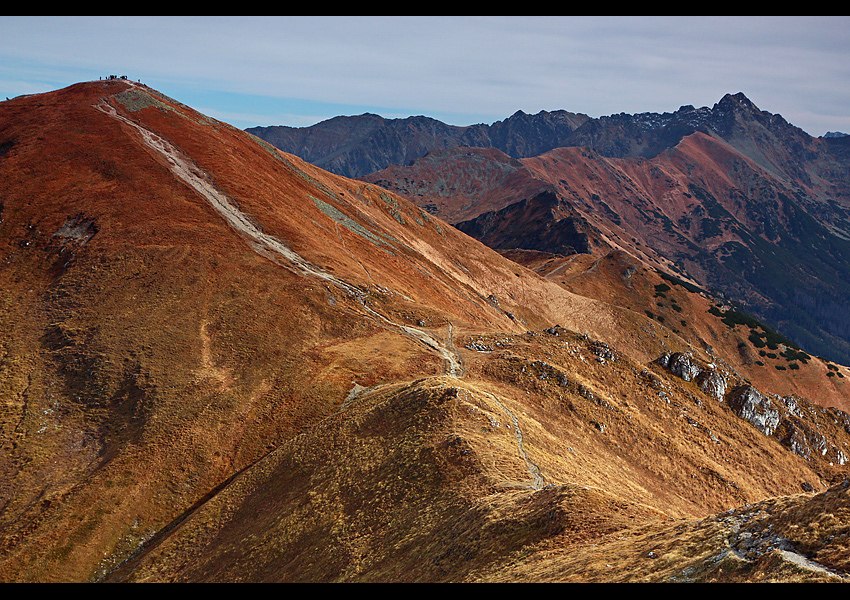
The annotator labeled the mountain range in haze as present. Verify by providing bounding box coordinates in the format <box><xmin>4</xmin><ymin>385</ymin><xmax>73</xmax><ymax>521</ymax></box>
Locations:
<box><xmin>3</xmin><ymin>80</ymin><xmax>850</xmax><ymax>582</ymax></box>
<box><xmin>246</xmin><ymin>94</ymin><xmax>849</xmax><ymax>179</ymax></box>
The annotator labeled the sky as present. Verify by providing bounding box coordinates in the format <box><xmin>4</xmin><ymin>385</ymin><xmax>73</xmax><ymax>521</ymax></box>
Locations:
<box><xmin>2</xmin><ymin>15</ymin><xmax>850</xmax><ymax>137</ymax></box>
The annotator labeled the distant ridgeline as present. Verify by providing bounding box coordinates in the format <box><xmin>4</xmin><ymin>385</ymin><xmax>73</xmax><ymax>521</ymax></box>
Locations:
<box><xmin>247</xmin><ymin>94</ymin><xmax>850</xmax><ymax>366</ymax></box>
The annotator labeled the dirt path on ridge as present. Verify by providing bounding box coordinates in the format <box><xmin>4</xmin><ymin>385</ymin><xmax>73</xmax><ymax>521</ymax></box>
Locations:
<box><xmin>93</xmin><ymin>92</ymin><xmax>463</xmax><ymax>380</ymax></box>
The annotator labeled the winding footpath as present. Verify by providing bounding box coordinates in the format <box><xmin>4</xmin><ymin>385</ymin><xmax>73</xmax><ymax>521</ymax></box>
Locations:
<box><xmin>96</xmin><ymin>88</ymin><xmax>544</xmax><ymax>495</ymax></box>
<box><xmin>95</xmin><ymin>91</ymin><xmax>464</xmax><ymax>380</ymax></box>
<box><xmin>478</xmin><ymin>390</ymin><xmax>546</xmax><ymax>490</ymax></box>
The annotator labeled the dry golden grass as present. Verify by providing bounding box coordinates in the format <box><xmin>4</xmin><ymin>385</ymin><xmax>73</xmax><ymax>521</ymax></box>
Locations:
<box><xmin>2</xmin><ymin>81</ymin><xmax>850</xmax><ymax>583</ymax></box>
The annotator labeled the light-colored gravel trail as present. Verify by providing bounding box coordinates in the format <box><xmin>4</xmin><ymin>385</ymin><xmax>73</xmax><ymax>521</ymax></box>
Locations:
<box><xmin>94</xmin><ymin>91</ymin><xmax>463</xmax><ymax>380</ymax></box>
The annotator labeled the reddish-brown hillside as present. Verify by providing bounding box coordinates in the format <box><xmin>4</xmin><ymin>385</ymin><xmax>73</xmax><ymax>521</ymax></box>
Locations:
<box><xmin>369</xmin><ymin>123</ymin><xmax>850</xmax><ymax>371</ymax></box>
<box><xmin>2</xmin><ymin>81</ymin><xmax>850</xmax><ymax>583</ymax></box>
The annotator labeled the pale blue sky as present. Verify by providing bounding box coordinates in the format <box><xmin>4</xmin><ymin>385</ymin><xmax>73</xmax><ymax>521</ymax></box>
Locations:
<box><xmin>2</xmin><ymin>16</ymin><xmax>849</xmax><ymax>136</ymax></box>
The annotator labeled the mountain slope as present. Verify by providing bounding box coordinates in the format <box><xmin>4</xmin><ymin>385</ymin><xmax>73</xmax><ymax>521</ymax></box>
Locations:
<box><xmin>0</xmin><ymin>80</ymin><xmax>635</xmax><ymax>582</ymax></box>
<box><xmin>262</xmin><ymin>93</ymin><xmax>850</xmax><ymax>366</ymax></box>
<box><xmin>361</xmin><ymin>98</ymin><xmax>850</xmax><ymax>367</ymax></box>
<box><xmin>1</xmin><ymin>81</ymin><xmax>850</xmax><ymax>583</ymax></box>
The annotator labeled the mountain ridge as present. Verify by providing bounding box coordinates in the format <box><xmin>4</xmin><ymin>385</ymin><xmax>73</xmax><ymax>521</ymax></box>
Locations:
<box><xmin>246</xmin><ymin>107</ymin><xmax>592</xmax><ymax>178</ymax></box>
<box><xmin>246</xmin><ymin>91</ymin><xmax>840</xmax><ymax>180</ymax></box>
<box><xmin>353</xmin><ymin>96</ymin><xmax>850</xmax><ymax>367</ymax></box>
<box><xmin>3</xmin><ymin>80</ymin><xmax>850</xmax><ymax>582</ymax></box>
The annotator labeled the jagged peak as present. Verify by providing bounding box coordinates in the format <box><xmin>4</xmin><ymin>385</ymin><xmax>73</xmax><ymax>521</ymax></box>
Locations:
<box><xmin>715</xmin><ymin>92</ymin><xmax>759</xmax><ymax>112</ymax></box>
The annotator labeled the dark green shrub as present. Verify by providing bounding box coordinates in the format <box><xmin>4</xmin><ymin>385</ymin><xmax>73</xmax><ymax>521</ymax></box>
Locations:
<box><xmin>782</xmin><ymin>348</ymin><xmax>811</xmax><ymax>362</ymax></box>
<box><xmin>749</xmin><ymin>331</ymin><xmax>767</xmax><ymax>348</ymax></box>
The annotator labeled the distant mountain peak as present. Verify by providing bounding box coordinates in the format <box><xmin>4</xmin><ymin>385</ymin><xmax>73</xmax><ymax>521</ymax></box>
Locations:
<box><xmin>713</xmin><ymin>92</ymin><xmax>760</xmax><ymax>116</ymax></box>
<box><xmin>718</xmin><ymin>91</ymin><xmax>756</xmax><ymax>105</ymax></box>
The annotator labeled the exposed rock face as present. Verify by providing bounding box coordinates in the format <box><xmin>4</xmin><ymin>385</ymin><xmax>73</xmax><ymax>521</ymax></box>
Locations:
<box><xmin>777</xmin><ymin>417</ymin><xmax>828</xmax><ymax>465</ymax></box>
<box><xmin>786</xmin><ymin>425</ymin><xmax>813</xmax><ymax>461</ymax></box>
<box><xmin>654</xmin><ymin>353</ymin><xmax>850</xmax><ymax>465</ymax></box>
<box><xmin>655</xmin><ymin>351</ymin><xmax>707</xmax><ymax>381</ymax></box>
<box><xmin>695</xmin><ymin>369</ymin><xmax>728</xmax><ymax>402</ymax></box>
<box><xmin>666</xmin><ymin>352</ymin><xmax>702</xmax><ymax>382</ymax></box>
<box><xmin>655</xmin><ymin>352</ymin><xmax>727</xmax><ymax>402</ymax></box>
<box><xmin>727</xmin><ymin>385</ymin><xmax>781</xmax><ymax>437</ymax></box>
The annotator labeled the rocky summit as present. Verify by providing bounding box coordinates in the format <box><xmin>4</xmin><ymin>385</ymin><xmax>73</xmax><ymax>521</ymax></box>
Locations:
<box><xmin>2</xmin><ymin>81</ymin><xmax>850</xmax><ymax>583</ymax></box>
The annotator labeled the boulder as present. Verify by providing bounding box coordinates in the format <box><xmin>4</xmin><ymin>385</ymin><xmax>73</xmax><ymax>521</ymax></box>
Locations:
<box><xmin>667</xmin><ymin>352</ymin><xmax>702</xmax><ymax>382</ymax></box>
<box><xmin>727</xmin><ymin>385</ymin><xmax>780</xmax><ymax>436</ymax></box>
<box><xmin>654</xmin><ymin>352</ymin><xmax>671</xmax><ymax>369</ymax></box>
<box><xmin>695</xmin><ymin>369</ymin><xmax>727</xmax><ymax>402</ymax></box>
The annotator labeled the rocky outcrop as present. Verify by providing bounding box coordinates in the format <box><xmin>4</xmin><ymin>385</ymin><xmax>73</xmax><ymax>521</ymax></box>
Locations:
<box><xmin>727</xmin><ymin>385</ymin><xmax>781</xmax><ymax>436</ymax></box>
<box><xmin>665</xmin><ymin>352</ymin><xmax>703</xmax><ymax>382</ymax></box>
<box><xmin>695</xmin><ymin>369</ymin><xmax>728</xmax><ymax>402</ymax></box>
<box><xmin>654</xmin><ymin>351</ymin><xmax>728</xmax><ymax>401</ymax></box>
<box><xmin>655</xmin><ymin>352</ymin><xmax>850</xmax><ymax>466</ymax></box>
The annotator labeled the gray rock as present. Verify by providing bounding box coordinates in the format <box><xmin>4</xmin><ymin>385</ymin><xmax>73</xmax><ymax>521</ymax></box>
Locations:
<box><xmin>667</xmin><ymin>352</ymin><xmax>702</xmax><ymax>382</ymax></box>
<box><xmin>695</xmin><ymin>369</ymin><xmax>727</xmax><ymax>401</ymax></box>
<box><xmin>465</xmin><ymin>341</ymin><xmax>492</xmax><ymax>352</ymax></box>
<box><xmin>590</xmin><ymin>341</ymin><xmax>614</xmax><ymax>361</ymax></box>
<box><xmin>654</xmin><ymin>352</ymin><xmax>671</xmax><ymax>369</ymax></box>
<box><xmin>780</xmin><ymin>419</ymin><xmax>812</xmax><ymax>460</ymax></box>
<box><xmin>781</xmin><ymin>395</ymin><xmax>803</xmax><ymax>418</ymax></box>
<box><xmin>728</xmin><ymin>385</ymin><xmax>780</xmax><ymax>436</ymax></box>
